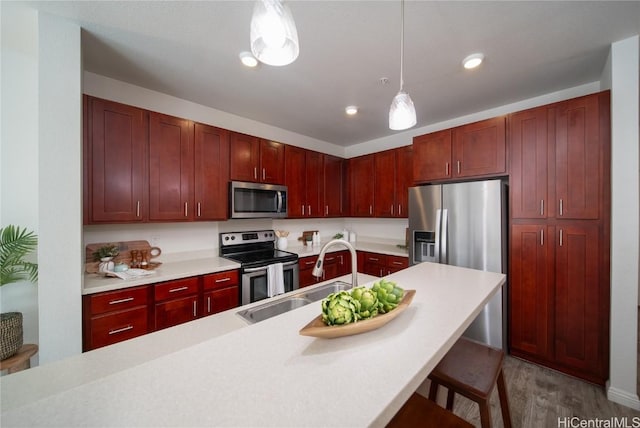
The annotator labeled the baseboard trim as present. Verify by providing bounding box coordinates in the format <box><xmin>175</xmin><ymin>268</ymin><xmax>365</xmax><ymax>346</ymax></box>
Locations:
<box><xmin>606</xmin><ymin>383</ymin><xmax>640</xmax><ymax>410</ymax></box>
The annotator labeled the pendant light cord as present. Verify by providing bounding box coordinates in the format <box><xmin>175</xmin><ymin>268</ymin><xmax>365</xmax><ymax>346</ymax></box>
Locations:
<box><xmin>399</xmin><ymin>0</ymin><xmax>405</xmax><ymax>91</ymax></box>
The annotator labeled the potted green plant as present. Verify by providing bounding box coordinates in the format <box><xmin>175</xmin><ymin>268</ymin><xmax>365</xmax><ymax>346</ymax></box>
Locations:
<box><xmin>92</xmin><ymin>244</ymin><xmax>119</xmax><ymax>272</ymax></box>
<box><xmin>0</xmin><ymin>225</ymin><xmax>38</xmax><ymax>360</ymax></box>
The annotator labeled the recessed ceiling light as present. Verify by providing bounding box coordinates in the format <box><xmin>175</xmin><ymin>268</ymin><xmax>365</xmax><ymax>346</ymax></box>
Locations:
<box><xmin>239</xmin><ymin>51</ymin><xmax>258</xmax><ymax>68</ymax></box>
<box><xmin>462</xmin><ymin>53</ymin><xmax>484</xmax><ymax>69</ymax></box>
<box><xmin>345</xmin><ymin>106</ymin><xmax>358</xmax><ymax>115</ymax></box>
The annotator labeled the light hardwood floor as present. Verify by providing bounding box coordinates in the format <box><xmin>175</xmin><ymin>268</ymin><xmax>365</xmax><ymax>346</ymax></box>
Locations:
<box><xmin>419</xmin><ymin>356</ymin><xmax>640</xmax><ymax>427</ymax></box>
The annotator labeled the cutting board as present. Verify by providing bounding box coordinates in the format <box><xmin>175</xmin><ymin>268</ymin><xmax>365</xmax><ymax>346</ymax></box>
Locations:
<box><xmin>85</xmin><ymin>240</ymin><xmax>161</xmax><ymax>273</ymax></box>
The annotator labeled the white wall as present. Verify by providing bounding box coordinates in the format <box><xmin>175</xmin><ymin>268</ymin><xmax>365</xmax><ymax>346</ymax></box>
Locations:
<box><xmin>607</xmin><ymin>35</ymin><xmax>640</xmax><ymax>410</ymax></box>
<box><xmin>36</xmin><ymin>12</ymin><xmax>83</xmax><ymax>363</ymax></box>
<box><xmin>0</xmin><ymin>2</ymin><xmax>40</xmax><ymax>362</ymax></box>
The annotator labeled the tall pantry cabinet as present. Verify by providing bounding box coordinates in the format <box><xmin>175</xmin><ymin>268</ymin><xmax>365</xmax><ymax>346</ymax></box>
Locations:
<box><xmin>508</xmin><ymin>91</ymin><xmax>610</xmax><ymax>385</ymax></box>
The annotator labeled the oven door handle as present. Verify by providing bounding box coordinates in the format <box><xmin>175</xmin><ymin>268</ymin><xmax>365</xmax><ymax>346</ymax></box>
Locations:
<box><xmin>243</xmin><ymin>260</ymin><xmax>298</xmax><ymax>273</ymax></box>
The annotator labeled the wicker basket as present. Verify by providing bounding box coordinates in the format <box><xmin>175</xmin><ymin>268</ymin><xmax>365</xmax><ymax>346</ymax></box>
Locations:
<box><xmin>0</xmin><ymin>312</ymin><xmax>23</xmax><ymax>360</ymax></box>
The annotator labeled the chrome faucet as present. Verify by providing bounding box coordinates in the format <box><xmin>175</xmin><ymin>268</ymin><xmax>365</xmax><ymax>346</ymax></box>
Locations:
<box><xmin>312</xmin><ymin>239</ymin><xmax>358</xmax><ymax>287</ymax></box>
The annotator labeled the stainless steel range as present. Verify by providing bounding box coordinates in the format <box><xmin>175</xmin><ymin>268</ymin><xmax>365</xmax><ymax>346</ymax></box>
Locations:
<box><xmin>220</xmin><ymin>230</ymin><xmax>299</xmax><ymax>305</ymax></box>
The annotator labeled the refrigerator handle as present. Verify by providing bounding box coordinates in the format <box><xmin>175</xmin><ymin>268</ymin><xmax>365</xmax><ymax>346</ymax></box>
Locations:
<box><xmin>441</xmin><ymin>209</ymin><xmax>449</xmax><ymax>264</ymax></box>
<box><xmin>434</xmin><ymin>208</ymin><xmax>442</xmax><ymax>263</ymax></box>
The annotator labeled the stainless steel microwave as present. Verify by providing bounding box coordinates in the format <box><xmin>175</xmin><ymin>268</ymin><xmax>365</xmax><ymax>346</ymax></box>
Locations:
<box><xmin>229</xmin><ymin>181</ymin><xmax>288</xmax><ymax>219</ymax></box>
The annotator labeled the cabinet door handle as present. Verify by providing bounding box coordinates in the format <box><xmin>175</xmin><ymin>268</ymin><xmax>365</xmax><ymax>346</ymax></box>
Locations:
<box><xmin>215</xmin><ymin>277</ymin><xmax>231</xmax><ymax>283</ymax></box>
<box><xmin>169</xmin><ymin>286</ymin><xmax>189</xmax><ymax>293</ymax></box>
<box><xmin>398</xmin><ymin>204</ymin><xmax>402</xmax><ymax>216</ymax></box>
<box><xmin>136</xmin><ymin>201</ymin><xmax>141</xmax><ymax>217</ymax></box>
<box><xmin>559</xmin><ymin>229</ymin><xmax>563</xmax><ymax>247</ymax></box>
<box><xmin>325</xmin><ymin>205</ymin><xmax>329</xmax><ymax>216</ymax></box>
<box><xmin>369</xmin><ymin>205</ymin><xmax>373</xmax><ymax>215</ymax></box>
<box><xmin>445</xmin><ymin>162</ymin><xmax>449</xmax><ymax>176</ymax></box>
<box><xmin>391</xmin><ymin>205</ymin><xmax>394</xmax><ymax>215</ymax></box>
<box><xmin>540</xmin><ymin>200</ymin><xmax>544</xmax><ymax>216</ymax></box>
<box><xmin>193</xmin><ymin>300</ymin><xmax>197</xmax><ymax>317</ymax></box>
<box><xmin>207</xmin><ymin>296</ymin><xmax>211</xmax><ymax>313</ymax></box>
<box><xmin>184</xmin><ymin>202</ymin><xmax>188</xmax><ymax>217</ymax></box>
<box><xmin>262</xmin><ymin>168</ymin><xmax>266</xmax><ymax>181</ymax></box>
<box><xmin>457</xmin><ymin>160</ymin><xmax>461</xmax><ymax>175</ymax></box>
<box><xmin>302</xmin><ymin>205</ymin><xmax>305</xmax><ymax>216</ymax></box>
<box><xmin>559</xmin><ymin>199</ymin><xmax>563</xmax><ymax>216</ymax></box>
<box><xmin>308</xmin><ymin>205</ymin><xmax>311</xmax><ymax>216</ymax></box>
<box><xmin>379</xmin><ymin>268</ymin><xmax>383</xmax><ymax>276</ymax></box>
<box><xmin>109</xmin><ymin>297</ymin><xmax>134</xmax><ymax>305</ymax></box>
<box><xmin>540</xmin><ymin>229</ymin><xmax>544</xmax><ymax>246</ymax></box>
<box><xmin>109</xmin><ymin>325</ymin><xmax>133</xmax><ymax>335</ymax></box>
<box><xmin>254</xmin><ymin>167</ymin><xmax>257</xmax><ymax>180</ymax></box>
<box><xmin>197</xmin><ymin>202</ymin><xmax>202</xmax><ymax>217</ymax></box>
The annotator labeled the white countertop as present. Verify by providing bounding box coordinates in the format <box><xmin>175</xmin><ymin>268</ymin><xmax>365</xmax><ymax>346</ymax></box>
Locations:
<box><xmin>2</xmin><ymin>263</ymin><xmax>504</xmax><ymax>427</ymax></box>
<box><xmin>82</xmin><ymin>241</ymin><xmax>407</xmax><ymax>295</ymax></box>
<box><xmin>83</xmin><ymin>254</ymin><xmax>241</xmax><ymax>295</ymax></box>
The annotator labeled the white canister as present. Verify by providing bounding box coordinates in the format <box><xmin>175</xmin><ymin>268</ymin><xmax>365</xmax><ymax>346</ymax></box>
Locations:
<box><xmin>349</xmin><ymin>232</ymin><xmax>356</xmax><ymax>243</ymax></box>
<box><xmin>98</xmin><ymin>257</ymin><xmax>115</xmax><ymax>272</ymax></box>
<box><xmin>341</xmin><ymin>229</ymin><xmax>349</xmax><ymax>241</ymax></box>
<box><xmin>277</xmin><ymin>236</ymin><xmax>288</xmax><ymax>250</ymax></box>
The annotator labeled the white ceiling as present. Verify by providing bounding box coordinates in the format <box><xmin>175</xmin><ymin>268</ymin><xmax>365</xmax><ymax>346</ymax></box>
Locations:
<box><xmin>26</xmin><ymin>1</ymin><xmax>640</xmax><ymax>146</ymax></box>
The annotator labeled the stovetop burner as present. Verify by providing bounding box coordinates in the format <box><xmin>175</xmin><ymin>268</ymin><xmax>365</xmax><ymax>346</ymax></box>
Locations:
<box><xmin>219</xmin><ymin>230</ymin><xmax>298</xmax><ymax>269</ymax></box>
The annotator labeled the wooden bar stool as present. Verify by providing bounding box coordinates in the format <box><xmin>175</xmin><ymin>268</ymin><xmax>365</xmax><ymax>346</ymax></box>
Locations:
<box><xmin>428</xmin><ymin>337</ymin><xmax>512</xmax><ymax>428</ymax></box>
<box><xmin>0</xmin><ymin>344</ymin><xmax>38</xmax><ymax>374</ymax></box>
<box><xmin>387</xmin><ymin>392</ymin><xmax>474</xmax><ymax>428</ymax></box>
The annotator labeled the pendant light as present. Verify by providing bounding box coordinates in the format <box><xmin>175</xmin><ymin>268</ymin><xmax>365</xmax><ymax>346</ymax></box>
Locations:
<box><xmin>389</xmin><ymin>0</ymin><xmax>416</xmax><ymax>130</ymax></box>
<box><xmin>250</xmin><ymin>0</ymin><xmax>299</xmax><ymax>66</ymax></box>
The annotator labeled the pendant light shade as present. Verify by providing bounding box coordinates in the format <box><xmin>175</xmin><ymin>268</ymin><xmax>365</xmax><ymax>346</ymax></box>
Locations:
<box><xmin>389</xmin><ymin>90</ymin><xmax>417</xmax><ymax>130</ymax></box>
<box><xmin>389</xmin><ymin>0</ymin><xmax>416</xmax><ymax>131</ymax></box>
<box><xmin>250</xmin><ymin>0</ymin><xmax>299</xmax><ymax>66</ymax></box>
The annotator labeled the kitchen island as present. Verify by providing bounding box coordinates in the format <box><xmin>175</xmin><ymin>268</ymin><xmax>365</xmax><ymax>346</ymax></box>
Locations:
<box><xmin>1</xmin><ymin>262</ymin><xmax>505</xmax><ymax>427</ymax></box>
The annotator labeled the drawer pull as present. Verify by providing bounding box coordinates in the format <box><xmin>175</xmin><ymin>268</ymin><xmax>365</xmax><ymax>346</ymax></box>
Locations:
<box><xmin>169</xmin><ymin>286</ymin><xmax>189</xmax><ymax>293</ymax></box>
<box><xmin>193</xmin><ymin>300</ymin><xmax>197</xmax><ymax>317</ymax></box>
<box><xmin>215</xmin><ymin>277</ymin><xmax>231</xmax><ymax>283</ymax></box>
<box><xmin>207</xmin><ymin>296</ymin><xmax>211</xmax><ymax>313</ymax></box>
<box><xmin>304</xmin><ymin>261</ymin><xmax>315</xmax><ymax>266</ymax></box>
<box><xmin>109</xmin><ymin>297</ymin><xmax>134</xmax><ymax>305</ymax></box>
<box><xmin>369</xmin><ymin>257</ymin><xmax>379</xmax><ymax>261</ymax></box>
<box><xmin>392</xmin><ymin>261</ymin><xmax>404</xmax><ymax>265</ymax></box>
<box><xmin>109</xmin><ymin>325</ymin><xmax>133</xmax><ymax>335</ymax></box>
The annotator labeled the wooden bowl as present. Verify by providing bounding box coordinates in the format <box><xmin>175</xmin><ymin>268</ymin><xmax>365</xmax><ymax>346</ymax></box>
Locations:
<box><xmin>299</xmin><ymin>290</ymin><xmax>415</xmax><ymax>339</ymax></box>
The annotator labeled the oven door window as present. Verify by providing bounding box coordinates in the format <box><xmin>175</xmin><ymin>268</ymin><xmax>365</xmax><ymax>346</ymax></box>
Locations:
<box><xmin>243</xmin><ymin>265</ymin><xmax>299</xmax><ymax>305</ymax></box>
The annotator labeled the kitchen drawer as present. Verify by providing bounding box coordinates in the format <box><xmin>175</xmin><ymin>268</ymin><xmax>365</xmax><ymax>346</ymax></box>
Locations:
<box><xmin>364</xmin><ymin>253</ymin><xmax>387</xmax><ymax>265</ymax></box>
<box><xmin>299</xmin><ymin>256</ymin><xmax>318</xmax><ymax>270</ymax></box>
<box><xmin>88</xmin><ymin>286</ymin><xmax>149</xmax><ymax>315</ymax></box>
<box><xmin>203</xmin><ymin>269</ymin><xmax>239</xmax><ymax>291</ymax></box>
<box><xmin>154</xmin><ymin>277</ymin><xmax>200</xmax><ymax>302</ymax></box>
<box><xmin>387</xmin><ymin>255</ymin><xmax>409</xmax><ymax>270</ymax></box>
<box><xmin>89</xmin><ymin>307</ymin><xmax>149</xmax><ymax>349</ymax></box>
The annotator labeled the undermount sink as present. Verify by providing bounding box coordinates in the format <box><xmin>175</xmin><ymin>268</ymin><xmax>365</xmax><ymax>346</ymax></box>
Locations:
<box><xmin>237</xmin><ymin>281</ymin><xmax>353</xmax><ymax>324</ymax></box>
<box><xmin>301</xmin><ymin>280</ymin><xmax>352</xmax><ymax>301</ymax></box>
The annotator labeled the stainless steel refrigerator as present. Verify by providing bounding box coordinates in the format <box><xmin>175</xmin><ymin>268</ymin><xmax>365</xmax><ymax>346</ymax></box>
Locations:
<box><xmin>408</xmin><ymin>179</ymin><xmax>507</xmax><ymax>349</ymax></box>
